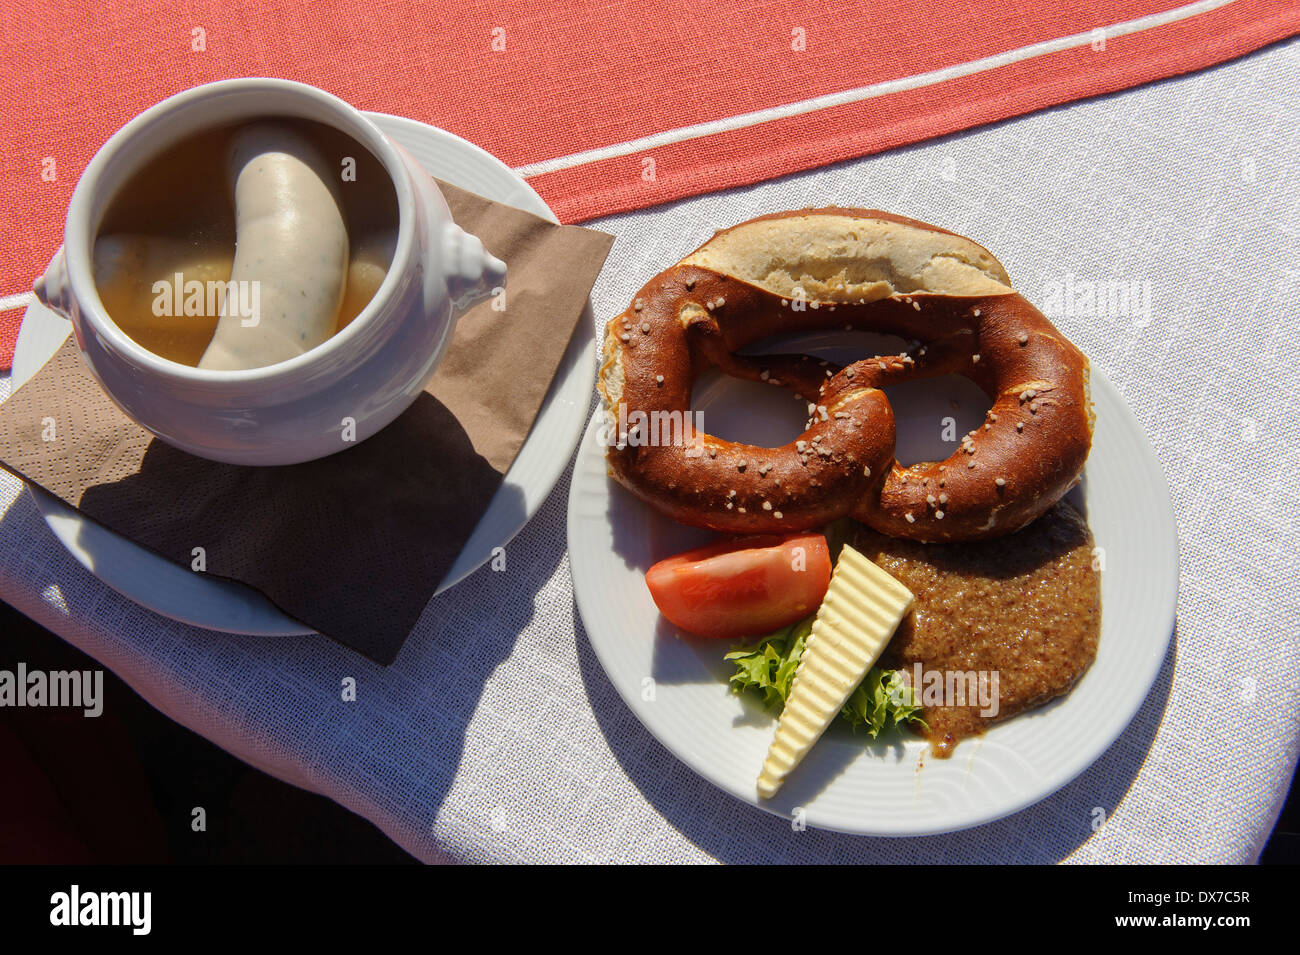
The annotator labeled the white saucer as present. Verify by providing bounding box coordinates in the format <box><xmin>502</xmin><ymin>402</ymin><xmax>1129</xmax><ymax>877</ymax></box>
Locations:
<box><xmin>568</xmin><ymin>333</ymin><xmax>1178</xmax><ymax>835</ymax></box>
<box><xmin>11</xmin><ymin>112</ymin><xmax>594</xmax><ymax>636</ymax></box>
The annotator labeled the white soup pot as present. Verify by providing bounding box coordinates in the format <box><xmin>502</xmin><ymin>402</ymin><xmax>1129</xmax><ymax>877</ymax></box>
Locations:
<box><xmin>34</xmin><ymin>77</ymin><xmax>507</xmax><ymax>466</ymax></box>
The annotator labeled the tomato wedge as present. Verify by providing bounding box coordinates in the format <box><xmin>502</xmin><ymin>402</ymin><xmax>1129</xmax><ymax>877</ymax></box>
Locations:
<box><xmin>644</xmin><ymin>533</ymin><xmax>832</xmax><ymax>640</ymax></box>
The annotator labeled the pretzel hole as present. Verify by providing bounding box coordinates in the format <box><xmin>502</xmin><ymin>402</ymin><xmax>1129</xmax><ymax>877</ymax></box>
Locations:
<box><xmin>690</xmin><ymin>331</ymin><xmax>910</xmax><ymax>446</ymax></box>
<box><xmin>883</xmin><ymin>374</ymin><xmax>989</xmax><ymax>466</ymax></box>
<box><xmin>690</xmin><ymin>367</ymin><xmax>807</xmax><ymax>446</ymax></box>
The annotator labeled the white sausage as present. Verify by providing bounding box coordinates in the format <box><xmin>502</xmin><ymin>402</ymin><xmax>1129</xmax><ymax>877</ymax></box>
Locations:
<box><xmin>198</xmin><ymin>124</ymin><xmax>348</xmax><ymax>370</ymax></box>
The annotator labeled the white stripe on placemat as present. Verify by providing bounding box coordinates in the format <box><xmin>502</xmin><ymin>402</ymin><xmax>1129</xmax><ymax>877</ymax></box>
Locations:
<box><xmin>513</xmin><ymin>0</ymin><xmax>1238</xmax><ymax>178</ymax></box>
<box><xmin>0</xmin><ymin>291</ymin><xmax>33</xmax><ymax>312</ymax></box>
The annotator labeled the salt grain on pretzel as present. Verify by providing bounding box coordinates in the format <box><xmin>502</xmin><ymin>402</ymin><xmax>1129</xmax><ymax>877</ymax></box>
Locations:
<box><xmin>596</xmin><ymin>208</ymin><xmax>1094</xmax><ymax>541</ymax></box>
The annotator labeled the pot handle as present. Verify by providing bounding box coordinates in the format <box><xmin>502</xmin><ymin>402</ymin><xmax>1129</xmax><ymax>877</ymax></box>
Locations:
<box><xmin>33</xmin><ymin>246</ymin><xmax>72</xmax><ymax>320</ymax></box>
<box><xmin>442</xmin><ymin>223</ymin><xmax>507</xmax><ymax>313</ymax></box>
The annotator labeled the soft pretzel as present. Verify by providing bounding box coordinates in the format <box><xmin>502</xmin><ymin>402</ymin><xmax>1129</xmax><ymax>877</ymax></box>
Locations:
<box><xmin>597</xmin><ymin>208</ymin><xmax>1094</xmax><ymax>542</ymax></box>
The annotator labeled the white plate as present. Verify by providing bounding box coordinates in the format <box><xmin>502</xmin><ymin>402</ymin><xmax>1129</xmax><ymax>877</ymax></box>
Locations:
<box><xmin>568</xmin><ymin>332</ymin><xmax>1178</xmax><ymax>835</ymax></box>
<box><xmin>12</xmin><ymin>112</ymin><xmax>594</xmax><ymax>636</ymax></box>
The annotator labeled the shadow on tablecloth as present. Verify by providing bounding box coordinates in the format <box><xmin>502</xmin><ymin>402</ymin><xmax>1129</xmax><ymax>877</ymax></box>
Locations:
<box><xmin>0</xmin><ymin>473</ymin><xmax>558</xmax><ymax>865</ymax></box>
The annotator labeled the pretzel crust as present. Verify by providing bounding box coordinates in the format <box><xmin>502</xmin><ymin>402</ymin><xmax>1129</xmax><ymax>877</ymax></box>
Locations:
<box><xmin>597</xmin><ymin>208</ymin><xmax>1094</xmax><ymax>542</ymax></box>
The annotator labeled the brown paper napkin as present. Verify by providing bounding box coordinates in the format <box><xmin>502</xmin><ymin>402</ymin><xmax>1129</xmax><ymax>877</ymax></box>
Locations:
<box><xmin>0</xmin><ymin>179</ymin><xmax>613</xmax><ymax>663</ymax></box>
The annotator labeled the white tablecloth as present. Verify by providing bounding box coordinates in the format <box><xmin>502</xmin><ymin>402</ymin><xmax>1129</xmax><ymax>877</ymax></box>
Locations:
<box><xmin>3</xmin><ymin>37</ymin><xmax>1297</xmax><ymax>863</ymax></box>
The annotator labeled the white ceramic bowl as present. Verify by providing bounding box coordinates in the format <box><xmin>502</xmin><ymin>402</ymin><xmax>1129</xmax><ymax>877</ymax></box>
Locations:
<box><xmin>33</xmin><ymin>78</ymin><xmax>506</xmax><ymax>465</ymax></box>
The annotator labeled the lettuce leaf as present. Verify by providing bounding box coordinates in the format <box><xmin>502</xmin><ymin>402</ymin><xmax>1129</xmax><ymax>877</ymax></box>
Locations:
<box><xmin>724</xmin><ymin>615</ymin><xmax>927</xmax><ymax>739</ymax></box>
<box><xmin>840</xmin><ymin>667</ymin><xmax>927</xmax><ymax>738</ymax></box>
<box><xmin>724</xmin><ymin>617</ymin><xmax>812</xmax><ymax>707</ymax></box>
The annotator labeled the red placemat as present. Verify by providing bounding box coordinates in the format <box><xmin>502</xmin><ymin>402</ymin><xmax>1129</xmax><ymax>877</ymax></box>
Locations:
<box><xmin>3</xmin><ymin>0</ymin><xmax>1298</xmax><ymax>371</ymax></box>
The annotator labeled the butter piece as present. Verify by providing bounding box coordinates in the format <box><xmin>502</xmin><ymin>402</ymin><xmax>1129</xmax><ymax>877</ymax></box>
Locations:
<box><xmin>756</xmin><ymin>545</ymin><xmax>914</xmax><ymax>799</ymax></box>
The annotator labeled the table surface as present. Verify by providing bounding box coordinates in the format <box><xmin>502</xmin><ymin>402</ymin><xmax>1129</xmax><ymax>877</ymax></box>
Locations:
<box><xmin>3</xmin><ymin>37</ymin><xmax>1297</xmax><ymax>864</ymax></box>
